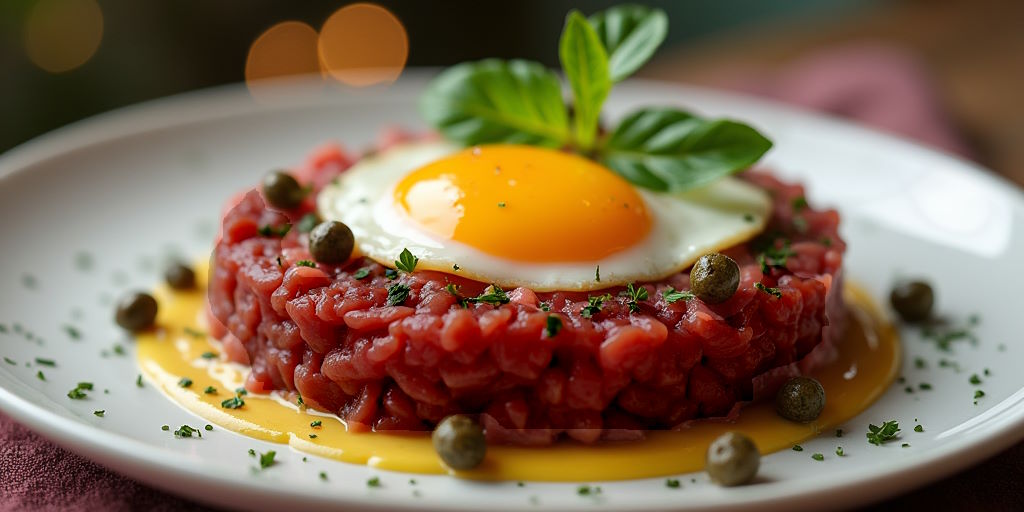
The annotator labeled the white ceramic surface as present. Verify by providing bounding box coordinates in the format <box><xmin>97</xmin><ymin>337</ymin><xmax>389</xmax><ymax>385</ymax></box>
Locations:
<box><xmin>1</xmin><ymin>75</ymin><xmax>1023</xmax><ymax>512</ymax></box>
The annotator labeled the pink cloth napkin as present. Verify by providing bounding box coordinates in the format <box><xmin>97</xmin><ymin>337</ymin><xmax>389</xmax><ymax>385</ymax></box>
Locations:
<box><xmin>0</xmin><ymin>44</ymin><xmax>986</xmax><ymax>511</ymax></box>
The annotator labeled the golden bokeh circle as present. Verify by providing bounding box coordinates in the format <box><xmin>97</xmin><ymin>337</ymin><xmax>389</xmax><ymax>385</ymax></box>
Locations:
<box><xmin>245</xmin><ymin>21</ymin><xmax>321</xmax><ymax>84</ymax></box>
<box><xmin>24</xmin><ymin>0</ymin><xmax>104</xmax><ymax>73</ymax></box>
<box><xmin>318</xmin><ymin>3</ymin><xmax>409</xmax><ymax>87</ymax></box>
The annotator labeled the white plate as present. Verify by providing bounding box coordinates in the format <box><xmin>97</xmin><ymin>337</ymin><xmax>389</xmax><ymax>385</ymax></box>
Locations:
<box><xmin>1</xmin><ymin>75</ymin><xmax>1023</xmax><ymax>512</ymax></box>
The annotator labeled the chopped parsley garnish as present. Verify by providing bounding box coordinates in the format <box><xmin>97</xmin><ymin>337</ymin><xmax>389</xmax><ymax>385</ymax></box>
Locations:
<box><xmin>836</xmin><ymin>429</ymin><xmax>843</xmax><ymax>438</ymax></box>
<box><xmin>969</xmin><ymin>374</ymin><xmax>982</xmax><ymax>385</ymax></box>
<box><xmin>112</xmin><ymin>344</ymin><xmax>126</xmax><ymax>356</ymax></box>
<box><xmin>205</xmin><ymin>424</ymin><xmax>213</xmax><ymax>431</ymax></box>
<box><xmin>36</xmin><ymin>371</ymin><xmax>45</xmax><ymax>382</ymax></box>
<box><xmin>835</xmin><ymin>446</ymin><xmax>844</xmax><ymax>457</ymax></box>
<box><xmin>974</xmin><ymin>389</ymin><xmax>985</xmax><ymax>399</ymax></box>
<box><xmin>625</xmin><ymin>283</ymin><xmax>648</xmax><ymax>313</ymax></box>
<box><xmin>452</xmin><ymin>264</ymin><xmax>460</xmax><ymax>271</ymax></box>
<box><xmin>136</xmin><ymin>374</ymin><xmax>144</xmax><ymax>388</ymax></box>
<box><xmin>743</xmin><ymin>213</ymin><xmax>755</xmax><ymax>222</ymax></box>
<box><xmin>754</xmin><ymin>282</ymin><xmax>782</xmax><ymax>298</ymax></box>
<box><xmin>663</xmin><ymin>287</ymin><xmax>694</xmax><ymax>304</ymax></box>
<box><xmin>319</xmin><ymin>471</ymin><xmax>328</xmax><ymax>481</ymax></box>
<box><xmin>297</xmin><ymin>213</ymin><xmax>320</xmax><ymax>233</ymax></box>
<box><xmin>258</xmin><ymin>450</ymin><xmax>276</xmax><ymax>469</ymax></box>
<box><xmin>545</xmin><ymin>315</ymin><xmax>563</xmax><ymax>338</ymax></box>
<box><xmin>914</xmin><ymin>424</ymin><xmax>924</xmax><ymax>433</ymax></box>
<box><xmin>497</xmin><ymin>202</ymin><xmax>506</xmax><ymax>208</ymax></box>
<box><xmin>221</xmin><ymin>396</ymin><xmax>245</xmax><ymax>409</ymax></box>
<box><xmin>3</xmin><ymin>357</ymin><xmax>15</xmax><ymax>365</ymax></box>
<box><xmin>235</xmin><ymin>388</ymin><xmax>248</xmax><ymax>396</ymax></box>
<box><xmin>473</xmin><ymin>284</ymin><xmax>510</xmax><ymax>306</ymax></box>
<box><xmin>576</xmin><ymin>485</ymin><xmax>602</xmax><ymax>496</ymax></box>
<box><xmin>445</xmin><ymin>283</ymin><xmax>470</xmax><ymax>308</ymax></box>
<box><xmin>204</xmin><ymin>386</ymin><xmax>217</xmax><ymax>394</ymax></box>
<box><xmin>367</xmin><ymin>476</ymin><xmax>381</xmax><ymax>487</ymax></box>
<box><xmin>756</xmin><ymin>239</ymin><xmax>794</xmax><ymax>273</ymax></box>
<box><xmin>984</xmin><ymin>368</ymin><xmax>991</xmax><ymax>376</ymax></box>
<box><xmin>921</xmin><ymin>318</ymin><xmax>979</xmax><ymax>351</ymax></box>
<box><xmin>295</xmin><ymin>260</ymin><xmax>317</xmax><ymax>268</ymax></box>
<box><xmin>353</xmin><ymin>267</ymin><xmax>371</xmax><ymax>280</ymax></box>
<box><xmin>811</xmin><ymin>453</ymin><xmax>824</xmax><ymax>461</ymax></box>
<box><xmin>792</xmin><ymin>444</ymin><xmax>803</xmax><ymax>451</ymax></box>
<box><xmin>539</xmin><ymin>302</ymin><xmax>551</xmax><ymax>312</ymax></box>
<box><xmin>866</xmin><ymin>420</ymin><xmax>900</xmax><ymax>446</ymax></box>
<box><xmin>310</xmin><ymin>420</ymin><xmax>322</xmax><ymax>428</ymax></box>
<box><xmin>34</xmin><ymin>358</ymin><xmax>56</xmax><ymax>367</ymax></box>
<box><xmin>902</xmin><ymin>443</ymin><xmax>910</xmax><ymax>448</ymax></box>
<box><xmin>595</xmin><ymin>265</ymin><xmax>601</xmax><ymax>282</ymax></box>
<box><xmin>919</xmin><ymin>382</ymin><xmax>932</xmax><ymax>390</ymax></box>
<box><xmin>914</xmin><ymin>357</ymin><xmax>926</xmax><ymax>369</ymax></box>
<box><xmin>386</xmin><ymin>283</ymin><xmax>411</xmax><ymax>306</ymax></box>
<box><xmin>93</xmin><ymin>410</ymin><xmax>105</xmax><ymax>417</ymax></box>
<box><xmin>665</xmin><ymin>478</ymin><xmax>681</xmax><ymax>488</ymax></box>
<box><xmin>384</xmin><ymin>268</ymin><xmax>399</xmax><ymax>280</ymax></box>
<box><xmin>297</xmin><ymin>393</ymin><xmax>304</xmax><ymax>407</ymax></box>
<box><xmin>248</xmin><ymin>448</ymin><xmax>256</xmax><ymax>456</ymax></box>
<box><xmin>791</xmin><ymin>196</ymin><xmax>808</xmax><ymax>212</ymax></box>
<box><xmin>174</xmin><ymin>425</ymin><xmax>201</xmax><ymax>438</ymax></box>
<box><xmin>309</xmin><ymin>434</ymin><xmax>318</xmax><ymax>439</ymax></box>
<box><xmin>395</xmin><ymin>248</ymin><xmax>419</xmax><ymax>273</ymax></box>
<box><xmin>258</xmin><ymin>224</ymin><xmax>292</xmax><ymax>238</ymax></box>
<box><xmin>67</xmin><ymin>382</ymin><xmax>93</xmax><ymax>399</ymax></box>
<box><xmin>580</xmin><ymin>293</ymin><xmax>612</xmax><ymax>318</ymax></box>
<box><xmin>162</xmin><ymin>425</ymin><xmax>170</xmax><ymax>431</ymax></box>
<box><xmin>200</xmin><ymin>351</ymin><xmax>217</xmax><ymax>360</ymax></box>
<box><xmin>178</xmin><ymin>377</ymin><xmax>193</xmax><ymax>388</ymax></box>
<box><xmin>63</xmin><ymin>325</ymin><xmax>82</xmax><ymax>340</ymax></box>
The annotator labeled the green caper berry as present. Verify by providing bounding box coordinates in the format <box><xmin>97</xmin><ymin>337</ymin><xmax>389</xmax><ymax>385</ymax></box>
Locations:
<box><xmin>309</xmin><ymin>221</ymin><xmax>355</xmax><ymax>264</ymax></box>
<box><xmin>690</xmin><ymin>253</ymin><xmax>740</xmax><ymax>304</ymax></box>
<box><xmin>432</xmin><ymin>414</ymin><xmax>486</xmax><ymax>470</ymax></box>
<box><xmin>115</xmin><ymin>292</ymin><xmax>158</xmax><ymax>332</ymax></box>
<box><xmin>706</xmin><ymin>431</ymin><xmax>760</xmax><ymax>486</ymax></box>
<box><xmin>890</xmin><ymin>281</ymin><xmax>934</xmax><ymax>323</ymax></box>
<box><xmin>164</xmin><ymin>262</ymin><xmax>196</xmax><ymax>290</ymax></box>
<box><xmin>775</xmin><ymin>376</ymin><xmax>826</xmax><ymax>423</ymax></box>
<box><xmin>262</xmin><ymin>171</ymin><xmax>305</xmax><ymax>210</ymax></box>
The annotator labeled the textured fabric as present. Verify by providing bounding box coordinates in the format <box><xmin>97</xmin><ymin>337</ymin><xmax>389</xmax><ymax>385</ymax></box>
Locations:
<box><xmin>1</xmin><ymin>44</ymin><xmax>1018</xmax><ymax>511</ymax></box>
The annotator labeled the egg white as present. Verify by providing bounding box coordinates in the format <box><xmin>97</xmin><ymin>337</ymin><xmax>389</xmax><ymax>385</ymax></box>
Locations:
<box><xmin>317</xmin><ymin>141</ymin><xmax>771</xmax><ymax>292</ymax></box>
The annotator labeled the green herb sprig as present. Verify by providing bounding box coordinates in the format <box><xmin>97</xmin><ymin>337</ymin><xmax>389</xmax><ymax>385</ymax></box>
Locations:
<box><xmin>421</xmin><ymin>5</ymin><xmax>772</xmax><ymax>192</ymax></box>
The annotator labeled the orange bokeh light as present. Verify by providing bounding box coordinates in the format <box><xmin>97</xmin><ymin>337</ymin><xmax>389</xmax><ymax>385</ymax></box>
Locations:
<box><xmin>245</xmin><ymin>21</ymin><xmax>321</xmax><ymax>86</ymax></box>
<box><xmin>318</xmin><ymin>3</ymin><xmax>409</xmax><ymax>87</ymax></box>
<box><xmin>24</xmin><ymin>0</ymin><xmax>104</xmax><ymax>73</ymax></box>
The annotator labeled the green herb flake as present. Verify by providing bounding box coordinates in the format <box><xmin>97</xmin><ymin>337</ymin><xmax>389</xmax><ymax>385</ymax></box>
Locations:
<box><xmin>811</xmin><ymin>453</ymin><xmax>824</xmax><ymax>461</ymax></box>
<box><xmin>497</xmin><ymin>202</ymin><xmax>506</xmax><ymax>208</ymax></box>
<box><xmin>576</xmin><ymin>485</ymin><xmax>602</xmax><ymax>496</ymax></box>
<box><xmin>311</xmin><ymin>420</ymin><xmax>322</xmax><ymax>428</ymax></box>
<box><xmin>205</xmin><ymin>424</ymin><xmax>213</xmax><ymax>431</ymax></box>
<box><xmin>258</xmin><ymin>450</ymin><xmax>276</xmax><ymax>469</ymax></box>
<box><xmin>665</xmin><ymin>478</ymin><xmax>681</xmax><ymax>488</ymax></box>
<box><xmin>625</xmin><ymin>283</ymin><xmax>648</xmax><ymax>313</ymax></box>
<box><xmin>258</xmin><ymin>224</ymin><xmax>292</xmax><ymax>238</ymax></box>
<box><xmin>367</xmin><ymin>476</ymin><xmax>381</xmax><ymax>488</ymax></box>
<box><xmin>203</xmin><ymin>386</ymin><xmax>217</xmax><ymax>395</ymax></box>
<box><xmin>395</xmin><ymin>248</ymin><xmax>419</xmax><ymax>273</ymax></box>
<box><xmin>178</xmin><ymin>377</ymin><xmax>193</xmax><ymax>388</ymax></box>
<box><xmin>112</xmin><ymin>344</ymin><xmax>126</xmax><ymax>356</ymax></box>
<box><xmin>743</xmin><ymin>213</ymin><xmax>755</xmax><ymax>222</ymax></box>
<box><xmin>473</xmin><ymin>284</ymin><xmax>510</xmax><ymax>306</ymax></box>
<box><xmin>297</xmin><ymin>213</ymin><xmax>320</xmax><ymax>233</ymax></box>
<box><xmin>308</xmin><ymin>434</ymin><xmax>318</xmax><ymax>439</ymax></box>
<box><xmin>319</xmin><ymin>471</ymin><xmax>328</xmax><ymax>481</ymax></box>
<box><xmin>34</xmin><ymin>358</ymin><xmax>56</xmax><ymax>367</ymax></box>
<box><xmin>386</xmin><ymin>283</ymin><xmax>411</xmax><ymax>306</ymax></box>
<box><xmin>919</xmin><ymin>382</ymin><xmax>932</xmax><ymax>391</ymax></box>
<box><xmin>221</xmin><ymin>396</ymin><xmax>245</xmax><ymax>409</ymax></box>
<box><xmin>974</xmin><ymin>389</ymin><xmax>985</xmax><ymax>399</ymax></box>
<box><xmin>295</xmin><ymin>260</ymin><xmax>316</xmax><ymax>268</ymax></box>
<box><xmin>236</xmin><ymin>388</ymin><xmax>248</xmax><ymax>396</ymax></box>
<box><xmin>914</xmin><ymin>357</ymin><xmax>926</xmax><ymax>369</ymax></box>
<box><xmin>914</xmin><ymin>424</ymin><xmax>923</xmax><ymax>433</ymax></box>
<box><xmin>353</xmin><ymin>267</ymin><xmax>371</xmax><ymax>280</ymax></box>
<box><xmin>835</xmin><ymin>446</ymin><xmax>844</xmax><ymax>457</ymax></box>
<box><xmin>3</xmin><ymin>357</ymin><xmax>15</xmax><ymax>365</ymax></box>
<box><xmin>248</xmin><ymin>448</ymin><xmax>256</xmax><ymax>456</ymax></box>
<box><xmin>452</xmin><ymin>264</ymin><xmax>460</xmax><ymax>271</ymax></box>
<box><xmin>969</xmin><ymin>374</ymin><xmax>982</xmax><ymax>385</ymax></box>
<box><xmin>539</xmin><ymin>302</ymin><xmax>551</xmax><ymax>312</ymax></box>
<box><xmin>792</xmin><ymin>444</ymin><xmax>803</xmax><ymax>451</ymax></box>
<box><xmin>595</xmin><ymin>265</ymin><xmax>601</xmax><ymax>282</ymax></box>
<box><xmin>866</xmin><ymin>420</ymin><xmax>900</xmax><ymax>446</ymax></box>
<box><xmin>902</xmin><ymin>443</ymin><xmax>911</xmax><ymax>448</ymax></box>
<box><xmin>63</xmin><ymin>325</ymin><xmax>82</xmax><ymax>340</ymax></box>
<box><xmin>580</xmin><ymin>293</ymin><xmax>612</xmax><ymax>318</ymax></box>
<box><xmin>754</xmin><ymin>282</ymin><xmax>783</xmax><ymax>298</ymax></box>
<box><xmin>663</xmin><ymin>287</ymin><xmax>694</xmax><ymax>304</ymax></box>
<box><xmin>384</xmin><ymin>268</ymin><xmax>399</xmax><ymax>280</ymax></box>
<box><xmin>791</xmin><ymin>196</ymin><xmax>808</xmax><ymax>212</ymax></box>
<box><xmin>161</xmin><ymin>425</ymin><xmax>170</xmax><ymax>431</ymax></box>
<box><xmin>200</xmin><ymin>351</ymin><xmax>217</xmax><ymax>360</ymax></box>
<box><xmin>545</xmin><ymin>315</ymin><xmax>563</xmax><ymax>338</ymax></box>
<box><xmin>984</xmin><ymin>368</ymin><xmax>991</xmax><ymax>376</ymax></box>
<box><xmin>136</xmin><ymin>374</ymin><xmax>144</xmax><ymax>388</ymax></box>
<box><xmin>836</xmin><ymin>429</ymin><xmax>843</xmax><ymax>438</ymax></box>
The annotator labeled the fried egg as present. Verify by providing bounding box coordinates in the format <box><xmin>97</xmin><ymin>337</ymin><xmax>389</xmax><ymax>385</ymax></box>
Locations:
<box><xmin>317</xmin><ymin>141</ymin><xmax>770</xmax><ymax>291</ymax></box>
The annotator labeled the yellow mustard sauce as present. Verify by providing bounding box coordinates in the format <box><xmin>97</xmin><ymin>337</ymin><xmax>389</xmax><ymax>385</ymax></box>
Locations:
<box><xmin>137</xmin><ymin>262</ymin><xmax>899</xmax><ymax>482</ymax></box>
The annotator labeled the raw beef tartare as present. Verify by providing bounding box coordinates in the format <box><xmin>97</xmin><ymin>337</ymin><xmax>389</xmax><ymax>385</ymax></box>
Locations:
<box><xmin>208</xmin><ymin>136</ymin><xmax>846</xmax><ymax>445</ymax></box>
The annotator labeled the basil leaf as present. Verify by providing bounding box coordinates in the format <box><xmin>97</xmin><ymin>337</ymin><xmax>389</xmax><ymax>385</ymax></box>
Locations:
<box><xmin>601</xmin><ymin>108</ymin><xmax>773</xmax><ymax>192</ymax></box>
<box><xmin>588</xmin><ymin>5</ymin><xmax>668</xmax><ymax>83</ymax></box>
<box><xmin>559</xmin><ymin>10</ymin><xmax>611</xmax><ymax>150</ymax></box>
<box><xmin>419</xmin><ymin>59</ymin><xmax>569</xmax><ymax>147</ymax></box>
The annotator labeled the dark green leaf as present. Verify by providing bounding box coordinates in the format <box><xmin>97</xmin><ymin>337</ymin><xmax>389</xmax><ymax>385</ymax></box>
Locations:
<box><xmin>663</xmin><ymin>287</ymin><xmax>694</xmax><ymax>304</ymax></box>
<box><xmin>420</xmin><ymin>59</ymin><xmax>569</xmax><ymax>147</ymax></box>
<box><xmin>545</xmin><ymin>315</ymin><xmax>563</xmax><ymax>338</ymax></box>
<box><xmin>559</xmin><ymin>10</ymin><xmax>611</xmax><ymax>150</ymax></box>
<box><xmin>601</xmin><ymin>108</ymin><xmax>773</xmax><ymax>192</ymax></box>
<box><xmin>588</xmin><ymin>5</ymin><xmax>668</xmax><ymax>82</ymax></box>
<box><xmin>395</xmin><ymin>248</ymin><xmax>418</xmax><ymax>273</ymax></box>
<box><xmin>386</xmin><ymin>284</ymin><xmax>411</xmax><ymax>306</ymax></box>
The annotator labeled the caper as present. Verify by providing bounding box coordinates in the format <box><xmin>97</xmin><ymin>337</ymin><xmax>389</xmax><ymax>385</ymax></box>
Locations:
<box><xmin>261</xmin><ymin>170</ymin><xmax>305</xmax><ymax>210</ymax></box>
<box><xmin>309</xmin><ymin>221</ymin><xmax>355</xmax><ymax>264</ymax></box>
<box><xmin>775</xmin><ymin>376</ymin><xmax>825</xmax><ymax>423</ymax></box>
<box><xmin>890</xmin><ymin>281</ymin><xmax>934</xmax><ymax>323</ymax></box>
<box><xmin>690</xmin><ymin>253</ymin><xmax>740</xmax><ymax>304</ymax></box>
<box><xmin>432</xmin><ymin>414</ymin><xmax>486</xmax><ymax>470</ymax></box>
<box><xmin>706</xmin><ymin>431</ymin><xmax>760</xmax><ymax>487</ymax></box>
<box><xmin>164</xmin><ymin>262</ymin><xmax>196</xmax><ymax>290</ymax></box>
<box><xmin>115</xmin><ymin>292</ymin><xmax>158</xmax><ymax>332</ymax></box>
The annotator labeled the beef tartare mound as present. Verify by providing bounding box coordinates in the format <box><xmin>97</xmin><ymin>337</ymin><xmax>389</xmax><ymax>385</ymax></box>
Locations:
<box><xmin>208</xmin><ymin>138</ymin><xmax>846</xmax><ymax>445</ymax></box>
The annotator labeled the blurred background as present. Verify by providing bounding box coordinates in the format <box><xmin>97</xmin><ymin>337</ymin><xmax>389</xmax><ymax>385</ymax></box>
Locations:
<box><xmin>1</xmin><ymin>0</ymin><xmax>1021</xmax><ymax>184</ymax></box>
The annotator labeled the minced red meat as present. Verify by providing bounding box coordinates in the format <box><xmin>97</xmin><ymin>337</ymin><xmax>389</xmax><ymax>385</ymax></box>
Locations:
<box><xmin>208</xmin><ymin>133</ymin><xmax>846</xmax><ymax>445</ymax></box>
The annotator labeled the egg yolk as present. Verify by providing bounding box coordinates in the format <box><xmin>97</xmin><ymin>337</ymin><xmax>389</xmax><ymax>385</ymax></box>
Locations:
<box><xmin>394</xmin><ymin>145</ymin><xmax>652</xmax><ymax>263</ymax></box>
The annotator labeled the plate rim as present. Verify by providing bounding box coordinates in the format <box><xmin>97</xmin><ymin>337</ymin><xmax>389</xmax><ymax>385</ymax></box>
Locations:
<box><xmin>2</xmin><ymin>73</ymin><xmax>1024</xmax><ymax>512</ymax></box>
